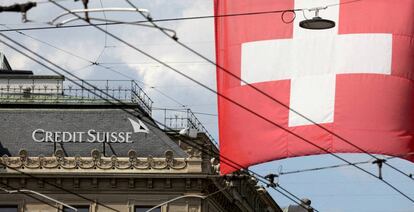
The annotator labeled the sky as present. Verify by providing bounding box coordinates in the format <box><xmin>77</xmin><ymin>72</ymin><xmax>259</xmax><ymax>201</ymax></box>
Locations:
<box><xmin>0</xmin><ymin>0</ymin><xmax>414</xmax><ymax>211</ymax></box>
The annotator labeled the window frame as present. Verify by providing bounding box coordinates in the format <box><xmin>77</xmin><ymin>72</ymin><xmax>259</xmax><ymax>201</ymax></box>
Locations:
<box><xmin>63</xmin><ymin>205</ymin><xmax>90</xmax><ymax>212</ymax></box>
<box><xmin>0</xmin><ymin>205</ymin><xmax>18</xmax><ymax>212</ymax></box>
<box><xmin>134</xmin><ymin>206</ymin><xmax>161</xmax><ymax>212</ymax></box>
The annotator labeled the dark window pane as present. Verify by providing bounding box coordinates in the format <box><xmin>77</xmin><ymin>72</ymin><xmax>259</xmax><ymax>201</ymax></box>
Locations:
<box><xmin>135</xmin><ymin>206</ymin><xmax>161</xmax><ymax>212</ymax></box>
<box><xmin>63</xmin><ymin>206</ymin><xmax>89</xmax><ymax>212</ymax></box>
<box><xmin>0</xmin><ymin>206</ymin><xmax>18</xmax><ymax>212</ymax></box>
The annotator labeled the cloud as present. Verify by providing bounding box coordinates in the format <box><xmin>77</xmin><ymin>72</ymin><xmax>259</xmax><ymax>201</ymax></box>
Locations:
<box><xmin>0</xmin><ymin>0</ymin><xmax>218</xmax><ymax>137</ymax></box>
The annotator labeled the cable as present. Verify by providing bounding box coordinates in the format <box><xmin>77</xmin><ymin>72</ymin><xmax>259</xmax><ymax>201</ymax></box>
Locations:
<box><xmin>0</xmin><ymin>35</ymin><xmax>292</xmax><ymax>211</ymax></box>
<box><xmin>0</xmin><ymin>8</ymin><xmax>305</xmax><ymax>32</ymax></box>
<box><xmin>124</xmin><ymin>0</ymin><xmax>414</xmax><ymax>182</ymax></box>
<box><xmin>2</xmin><ymin>6</ymin><xmax>410</xmax><ymax>207</ymax></box>
<box><xmin>0</xmin><ymin>161</ymin><xmax>95</xmax><ymax>212</ymax></box>
<box><xmin>153</xmin><ymin>108</ymin><xmax>218</xmax><ymax>117</ymax></box>
<box><xmin>35</xmin><ymin>0</ymin><xmax>71</xmax><ymax>4</ymax></box>
<box><xmin>0</xmin><ymin>0</ymin><xmax>364</xmax><ymax>33</ymax></box>
<box><xmin>94</xmin><ymin>0</ymin><xmax>108</xmax><ymax>63</ymax></box>
<box><xmin>47</xmin><ymin>0</ymin><xmax>414</xmax><ymax>204</ymax></box>
<box><xmin>0</xmin><ymin>23</ymin><xmax>136</xmax><ymax>80</ymax></box>
<box><xmin>0</xmin><ymin>181</ymin><xmax>63</xmax><ymax>211</ymax></box>
<box><xmin>99</xmin><ymin>61</ymin><xmax>209</xmax><ymax>65</ymax></box>
<box><xmin>282</xmin><ymin>159</ymin><xmax>374</xmax><ymax>175</ymax></box>
<box><xmin>0</xmin><ymin>24</ymin><xmax>91</xmax><ymax>63</ymax></box>
<box><xmin>0</xmin><ymin>23</ymin><xmax>192</xmax><ymax>111</ymax></box>
<box><xmin>280</xmin><ymin>152</ymin><xmax>414</xmax><ymax>176</ymax></box>
<box><xmin>0</xmin><ymin>39</ymin><xmax>124</xmax><ymax>212</ymax></box>
<box><xmin>326</xmin><ymin>0</ymin><xmax>364</xmax><ymax>8</ymax></box>
<box><xmin>0</xmin><ymin>34</ymin><xmax>315</xmax><ymax>212</ymax></box>
<box><xmin>2</xmin><ymin>29</ymin><xmax>394</xmax><ymax>212</ymax></box>
<box><xmin>148</xmin><ymin>86</ymin><xmax>187</xmax><ymax>108</ymax></box>
<box><xmin>279</xmin><ymin>153</ymin><xmax>414</xmax><ymax>175</ymax></box>
<box><xmin>128</xmin><ymin>0</ymin><xmax>414</xmax><ymax>184</ymax></box>
<box><xmin>0</xmin><ymin>2</ymin><xmax>402</xmax><ymax>207</ymax></box>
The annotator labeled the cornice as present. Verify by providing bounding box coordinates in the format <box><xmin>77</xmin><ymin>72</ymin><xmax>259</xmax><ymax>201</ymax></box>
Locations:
<box><xmin>0</xmin><ymin>149</ymin><xmax>202</xmax><ymax>174</ymax></box>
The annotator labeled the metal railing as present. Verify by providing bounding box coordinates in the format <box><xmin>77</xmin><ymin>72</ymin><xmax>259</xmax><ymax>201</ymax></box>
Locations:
<box><xmin>156</xmin><ymin>108</ymin><xmax>217</xmax><ymax>146</ymax></box>
<box><xmin>0</xmin><ymin>80</ymin><xmax>153</xmax><ymax>115</ymax></box>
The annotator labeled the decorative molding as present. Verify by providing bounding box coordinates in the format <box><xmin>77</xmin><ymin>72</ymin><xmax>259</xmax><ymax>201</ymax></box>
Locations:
<box><xmin>0</xmin><ymin>149</ymin><xmax>201</xmax><ymax>173</ymax></box>
<box><xmin>110</xmin><ymin>178</ymin><xmax>117</xmax><ymax>188</ymax></box>
<box><xmin>37</xmin><ymin>179</ymin><xmax>44</xmax><ymax>188</ymax></box>
<box><xmin>186</xmin><ymin>178</ymin><xmax>191</xmax><ymax>189</ymax></box>
<box><xmin>73</xmin><ymin>178</ymin><xmax>80</xmax><ymax>188</ymax></box>
<box><xmin>164</xmin><ymin>178</ymin><xmax>171</xmax><ymax>188</ymax></box>
<box><xmin>128</xmin><ymin>178</ymin><xmax>135</xmax><ymax>188</ymax></box>
<box><xmin>147</xmin><ymin>178</ymin><xmax>153</xmax><ymax>189</ymax></box>
<box><xmin>92</xmin><ymin>178</ymin><xmax>98</xmax><ymax>188</ymax></box>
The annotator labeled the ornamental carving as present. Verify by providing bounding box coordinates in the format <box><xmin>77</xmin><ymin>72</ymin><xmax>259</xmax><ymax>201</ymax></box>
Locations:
<box><xmin>0</xmin><ymin>149</ymin><xmax>188</xmax><ymax>171</ymax></box>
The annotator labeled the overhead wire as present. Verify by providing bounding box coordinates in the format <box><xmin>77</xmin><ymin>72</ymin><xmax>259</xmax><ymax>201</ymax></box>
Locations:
<box><xmin>152</xmin><ymin>108</ymin><xmax>217</xmax><ymax>117</ymax></box>
<box><xmin>4</xmin><ymin>0</ymin><xmax>402</xmax><ymax>207</ymax></box>
<box><xmin>123</xmin><ymin>0</ymin><xmax>414</xmax><ymax>182</ymax></box>
<box><xmin>279</xmin><ymin>152</ymin><xmax>414</xmax><ymax>176</ymax></box>
<box><xmin>0</xmin><ymin>158</ymin><xmax>110</xmax><ymax>211</ymax></box>
<box><xmin>0</xmin><ymin>23</ymin><xmax>134</xmax><ymax>80</ymax></box>
<box><xmin>0</xmin><ymin>0</ymin><xmax>365</xmax><ymax>33</ymax></box>
<box><xmin>99</xmin><ymin>61</ymin><xmax>209</xmax><ymax>65</ymax></box>
<box><xmin>281</xmin><ymin>159</ymin><xmax>376</xmax><ymax>176</ymax></box>
<box><xmin>0</xmin><ymin>1</ymin><xmax>384</xmax><ymax>209</ymax></box>
<box><xmin>48</xmin><ymin>0</ymin><xmax>414</xmax><ymax>204</ymax></box>
<box><xmin>0</xmin><ymin>36</ymin><xmax>152</xmax><ymax>212</ymax></box>
<box><xmin>94</xmin><ymin>0</ymin><xmax>108</xmax><ymax>63</ymax></box>
<box><xmin>35</xmin><ymin>0</ymin><xmax>72</xmax><ymax>4</ymax></box>
<box><xmin>1</xmin><ymin>28</ymin><xmax>308</xmax><ymax>209</ymax></box>
<box><xmin>326</xmin><ymin>0</ymin><xmax>364</xmax><ymax>7</ymax></box>
<box><xmin>45</xmin><ymin>0</ymin><xmax>414</xmax><ymax>205</ymax></box>
<box><xmin>0</xmin><ymin>37</ymin><xmax>312</xmax><ymax>212</ymax></box>
<box><xmin>0</xmin><ymin>33</ymin><xmax>316</xmax><ymax>212</ymax></box>
<box><xmin>0</xmin><ymin>22</ymin><xmax>195</xmax><ymax>110</ymax></box>
<box><xmin>0</xmin><ymin>0</ymin><xmax>408</xmax><ymax>209</ymax></box>
<box><xmin>0</xmin><ymin>181</ymin><xmax>63</xmax><ymax>211</ymax></box>
<box><xmin>8</xmin><ymin>19</ymin><xmax>410</xmax><ymax>210</ymax></box>
<box><xmin>2</xmin><ymin>21</ymin><xmax>125</xmax><ymax>158</ymax></box>
<box><xmin>0</xmin><ymin>8</ymin><xmax>308</xmax><ymax>32</ymax></box>
<box><xmin>126</xmin><ymin>0</ymin><xmax>414</xmax><ymax>191</ymax></box>
<box><xmin>149</xmin><ymin>86</ymin><xmax>187</xmax><ymax>107</ymax></box>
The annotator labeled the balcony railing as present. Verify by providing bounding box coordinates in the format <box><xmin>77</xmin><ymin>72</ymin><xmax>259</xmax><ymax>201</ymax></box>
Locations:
<box><xmin>0</xmin><ymin>80</ymin><xmax>153</xmax><ymax>115</ymax></box>
<box><xmin>156</xmin><ymin>108</ymin><xmax>218</xmax><ymax>146</ymax></box>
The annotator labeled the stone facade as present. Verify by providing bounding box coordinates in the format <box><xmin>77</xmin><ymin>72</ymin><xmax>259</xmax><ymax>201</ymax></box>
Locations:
<box><xmin>0</xmin><ymin>72</ymin><xmax>282</xmax><ymax>212</ymax></box>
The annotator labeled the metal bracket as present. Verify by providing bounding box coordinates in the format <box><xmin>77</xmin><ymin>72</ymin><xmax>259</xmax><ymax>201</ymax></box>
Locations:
<box><xmin>373</xmin><ymin>159</ymin><xmax>387</xmax><ymax>179</ymax></box>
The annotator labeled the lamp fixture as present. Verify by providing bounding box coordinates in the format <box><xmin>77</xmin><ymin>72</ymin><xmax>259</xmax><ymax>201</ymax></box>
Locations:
<box><xmin>299</xmin><ymin>7</ymin><xmax>336</xmax><ymax>30</ymax></box>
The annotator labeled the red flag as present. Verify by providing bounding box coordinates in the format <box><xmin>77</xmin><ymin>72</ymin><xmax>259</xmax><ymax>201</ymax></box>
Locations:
<box><xmin>215</xmin><ymin>0</ymin><xmax>414</xmax><ymax>174</ymax></box>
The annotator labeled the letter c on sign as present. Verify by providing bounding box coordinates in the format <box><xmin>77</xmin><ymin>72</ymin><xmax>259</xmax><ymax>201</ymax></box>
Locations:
<box><xmin>32</xmin><ymin>129</ymin><xmax>45</xmax><ymax>142</ymax></box>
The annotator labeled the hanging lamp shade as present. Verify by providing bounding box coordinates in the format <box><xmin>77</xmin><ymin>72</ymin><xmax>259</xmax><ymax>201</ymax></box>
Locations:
<box><xmin>299</xmin><ymin>16</ymin><xmax>336</xmax><ymax>30</ymax></box>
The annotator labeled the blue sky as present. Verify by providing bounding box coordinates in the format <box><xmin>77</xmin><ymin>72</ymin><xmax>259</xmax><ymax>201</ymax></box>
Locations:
<box><xmin>1</xmin><ymin>0</ymin><xmax>414</xmax><ymax>211</ymax></box>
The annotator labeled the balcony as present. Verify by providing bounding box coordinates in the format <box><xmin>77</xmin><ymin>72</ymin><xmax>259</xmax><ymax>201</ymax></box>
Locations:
<box><xmin>0</xmin><ymin>79</ymin><xmax>153</xmax><ymax>115</ymax></box>
<box><xmin>155</xmin><ymin>108</ymin><xmax>218</xmax><ymax>146</ymax></box>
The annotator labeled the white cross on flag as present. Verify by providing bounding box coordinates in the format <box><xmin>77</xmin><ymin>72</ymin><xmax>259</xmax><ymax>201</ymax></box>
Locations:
<box><xmin>215</xmin><ymin>0</ymin><xmax>414</xmax><ymax>174</ymax></box>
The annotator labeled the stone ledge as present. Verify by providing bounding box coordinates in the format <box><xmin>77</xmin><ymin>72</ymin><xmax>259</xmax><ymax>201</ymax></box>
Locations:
<box><xmin>0</xmin><ymin>149</ymin><xmax>202</xmax><ymax>174</ymax></box>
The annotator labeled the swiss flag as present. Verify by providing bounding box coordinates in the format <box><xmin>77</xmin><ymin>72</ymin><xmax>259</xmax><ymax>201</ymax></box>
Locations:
<box><xmin>215</xmin><ymin>0</ymin><xmax>414</xmax><ymax>174</ymax></box>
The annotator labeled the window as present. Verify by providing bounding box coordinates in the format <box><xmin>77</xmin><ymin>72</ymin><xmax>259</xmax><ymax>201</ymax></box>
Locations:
<box><xmin>0</xmin><ymin>206</ymin><xmax>18</xmax><ymax>212</ymax></box>
<box><xmin>63</xmin><ymin>206</ymin><xmax>89</xmax><ymax>212</ymax></box>
<box><xmin>135</xmin><ymin>206</ymin><xmax>161</xmax><ymax>212</ymax></box>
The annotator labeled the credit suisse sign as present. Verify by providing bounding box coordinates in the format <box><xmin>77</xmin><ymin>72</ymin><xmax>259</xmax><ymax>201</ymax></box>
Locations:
<box><xmin>31</xmin><ymin>118</ymin><xmax>149</xmax><ymax>143</ymax></box>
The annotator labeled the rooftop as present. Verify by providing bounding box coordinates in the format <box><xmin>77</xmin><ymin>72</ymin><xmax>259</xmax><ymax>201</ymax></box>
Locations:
<box><xmin>0</xmin><ymin>72</ymin><xmax>153</xmax><ymax>115</ymax></box>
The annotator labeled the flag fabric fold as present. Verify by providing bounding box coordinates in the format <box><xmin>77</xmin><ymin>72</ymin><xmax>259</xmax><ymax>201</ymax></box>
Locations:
<box><xmin>215</xmin><ymin>0</ymin><xmax>414</xmax><ymax>174</ymax></box>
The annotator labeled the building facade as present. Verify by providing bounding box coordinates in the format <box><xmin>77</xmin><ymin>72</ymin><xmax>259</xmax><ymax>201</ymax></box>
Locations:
<box><xmin>0</xmin><ymin>63</ymin><xmax>282</xmax><ymax>212</ymax></box>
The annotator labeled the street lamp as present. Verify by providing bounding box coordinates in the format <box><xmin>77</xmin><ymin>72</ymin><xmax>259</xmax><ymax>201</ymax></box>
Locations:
<box><xmin>299</xmin><ymin>7</ymin><xmax>336</xmax><ymax>30</ymax></box>
<box><xmin>0</xmin><ymin>187</ymin><xmax>78</xmax><ymax>211</ymax></box>
<box><xmin>144</xmin><ymin>187</ymin><xmax>229</xmax><ymax>212</ymax></box>
<box><xmin>144</xmin><ymin>194</ymin><xmax>206</xmax><ymax>212</ymax></box>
